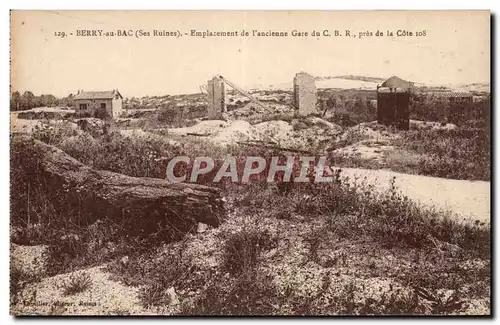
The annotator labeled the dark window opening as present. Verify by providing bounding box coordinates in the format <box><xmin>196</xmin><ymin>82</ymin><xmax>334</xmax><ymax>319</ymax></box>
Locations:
<box><xmin>101</xmin><ymin>103</ymin><xmax>106</xmax><ymax>109</ymax></box>
<box><xmin>79</xmin><ymin>103</ymin><xmax>87</xmax><ymax>110</ymax></box>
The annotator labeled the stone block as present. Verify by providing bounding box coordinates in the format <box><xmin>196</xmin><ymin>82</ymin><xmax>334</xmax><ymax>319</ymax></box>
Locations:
<box><xmin>294</xmin><ymin>72</ymin><xmax>317</xmax><ymax>117</ymax></box>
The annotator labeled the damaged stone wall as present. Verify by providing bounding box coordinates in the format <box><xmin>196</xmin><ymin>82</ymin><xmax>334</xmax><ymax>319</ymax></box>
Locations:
<box><xmin>294</xmin><ymin>72</ymin><xmax>317</xmax><ymax>117</ymax></box>
<box><xmin>207</xmin><ymin>76</ymin><xmax>226</xmax><ymax>119</ymax></box>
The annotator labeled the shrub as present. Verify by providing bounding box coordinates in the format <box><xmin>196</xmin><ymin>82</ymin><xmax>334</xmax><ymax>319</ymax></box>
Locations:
<box><xmin>156</xmin><ymin>104</ymin><xmax>203</xmax><ymax>127</ymax></box>
<box><xmin>222</xmin><ymin>228</ymin><xmax>276</xmax><ymax>275</ymax></box>
<box><xmin>106</xmin><ymin>237</ymin><xmax>196</xmax><ymax>305</ymax></box>
<box><xmin>397</xmin><ymin>128</ymin><xmax>490</xmax><ymax>181</ymax></box>
<box><xmin>32</xmin><ymin>121</ymin><xmax>79</xmax><ymax>146</ymax></box>
<box><xmin>58</xmin><ymin>131</ymin><xmax>182</xmax><ymax>178</ymax></box>
<box><xmin>10</xmin><ymin>137</ymin><xmax>75</xmax><ymax>236</ymax></box>
<box><xmin>185</xmin><ymin>268</ymin><xmax>278</xmax><ymax>315</ymax></box>
<box><xmin>61</xmin><ymin>272</ymin><xmax>92</xmax><ymax>296</ymax></box>
<box><xmin>157</xmin><ymin>105</ymin><xmax>178</xmax><ymax>124</ymax></box>
<box><xmin>10</xmin><ymin>267</ymin><xmax>43</xmax><ymax>307</ymax></box>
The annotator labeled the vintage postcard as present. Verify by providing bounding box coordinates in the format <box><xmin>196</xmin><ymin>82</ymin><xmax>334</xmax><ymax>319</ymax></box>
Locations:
<box><xmin>10</xmin><ymin>10</ymin><xmax>490</xmax><ymax>316</ymax></box>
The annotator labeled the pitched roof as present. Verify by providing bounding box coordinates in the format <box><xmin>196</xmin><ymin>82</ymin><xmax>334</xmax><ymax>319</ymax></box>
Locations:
<box><xmin>74</xmin><ymin>90</ymin><xmax>123</xmax><ymax>100</ymax></box>
<box><xmin>381</xmin><ymin>76</ymin><xmax>412</xmax><ymax>90</ymax></box>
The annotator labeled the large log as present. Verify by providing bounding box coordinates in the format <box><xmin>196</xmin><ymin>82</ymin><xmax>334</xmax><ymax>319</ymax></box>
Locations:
<box><xmin>11</xmin><ymin>136</ymin><xmax>224</xmax><ymax>237</ymax></box>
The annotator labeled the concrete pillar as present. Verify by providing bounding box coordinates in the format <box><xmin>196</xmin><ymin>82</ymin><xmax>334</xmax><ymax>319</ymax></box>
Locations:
<box><xmin>207</xmin><ymin>77</ymin><xmax>226</xmax><ymax>119</ymax></box>
<box><xmin>294</xmin><ymin>72</ymin><xmax>317</xmax><ymax>117</ymax></box>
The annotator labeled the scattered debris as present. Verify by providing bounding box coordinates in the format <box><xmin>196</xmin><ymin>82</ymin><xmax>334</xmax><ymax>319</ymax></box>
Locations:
<box><xmin>120</xmin><ymin>256</ymin><xmax>130</xmax><ymax>266</ymax></box>
<box><xmin>197</xmin><ymin>222</ymin><xmax>208</xmax><ymax>233</ymax></box>
<box><xmin>166</xmin><ymin>287</ymin><xmax>179</xmax><ymax>305</ymax></box>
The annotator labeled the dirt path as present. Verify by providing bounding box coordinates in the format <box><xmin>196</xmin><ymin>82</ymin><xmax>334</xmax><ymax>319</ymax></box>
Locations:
<box><xmin>337</xmin><ymin>167</ymin><xmax>490</xmax><ymax>224</ymax></box>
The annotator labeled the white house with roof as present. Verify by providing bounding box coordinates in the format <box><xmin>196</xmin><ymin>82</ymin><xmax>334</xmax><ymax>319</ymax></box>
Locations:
<box><xmin>73</xmin><ymin>89</ymin><xmax>123</xmax><ymax>119</ymax></box>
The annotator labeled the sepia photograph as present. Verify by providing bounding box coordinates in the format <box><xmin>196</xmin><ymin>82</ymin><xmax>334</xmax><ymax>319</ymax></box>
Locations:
<box><xmin>9</xmin><ymin>10</ymin><xmax>491</xmax><ymax>316</ymax></box>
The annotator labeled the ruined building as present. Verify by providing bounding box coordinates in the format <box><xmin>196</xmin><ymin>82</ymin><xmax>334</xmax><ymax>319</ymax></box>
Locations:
<box><xmin>294</xmin><ymin>72</ymin><xmax>317</xmax><ymax>116</ymax></box>
<box><xmin>377</xmin><ymin>76</ymin><xmax>411</xmax><ymax>130</ymax></box>
<box><xmin>206</xmin><ymin>76</ymin><xmax>226</xmax><ymax>119</ymax></box>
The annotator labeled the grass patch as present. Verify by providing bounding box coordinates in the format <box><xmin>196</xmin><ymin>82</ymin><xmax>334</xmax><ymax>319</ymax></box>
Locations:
<box><xmin>61</xmin><ymin>272</ymin><xmax>92</xmax><ymax>296</ymax></box>
<box><xmin>222</xmin><ymin>228</ymin><xmax>277</xmax><ymax>275</ymax></box>
<box><xmin>237</xmin><ymin>175</ymin><xmax>489</xmax><ymax>257</ymax></box>
<box><xmin>57</xmin><ymin>131</ymin><xmax>181</xmax><ymax>179</ymax></box>
<box><xmin>395</xmin><ymin>128</ymin><xmax>490</xmax><ymax>181</ymax></box>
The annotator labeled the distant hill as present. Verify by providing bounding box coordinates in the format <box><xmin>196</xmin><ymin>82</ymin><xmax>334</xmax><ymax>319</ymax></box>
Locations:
<box><xmin>323</xmin><ymin>75</ymin><xmax>386</xmax><ymax>83</ymax></box>
<box><xmin>243</xmin><ymin>75</ymin><xmax>490</xmax><ymax>94</ymax></box>
<box><xmin>316</xmin><ymin>78</ymin><xmax>378</xmax><ymax>90</ymax></box>
<box><xmin>252</xmin><ymin>75</ymin><xmax>382</xmax><ymax>91</ymax></box>
<box><xmin>445</xmin><ymin>83</ymin><xmax>490</xmax><ymax>94</ymax></box>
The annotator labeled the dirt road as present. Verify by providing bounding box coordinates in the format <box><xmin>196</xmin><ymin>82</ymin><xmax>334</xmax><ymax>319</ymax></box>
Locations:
<box><xmin>338</xmin><ymin>167</ymin><xmax>490</xmax><ymax>224</ymax></box>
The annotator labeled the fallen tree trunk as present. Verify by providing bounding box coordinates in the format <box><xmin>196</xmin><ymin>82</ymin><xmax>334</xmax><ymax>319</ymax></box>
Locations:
<box><xmin>11</xmin><ymin>136</ymin><xmax>224</xmax><ymax>237</ymax></box>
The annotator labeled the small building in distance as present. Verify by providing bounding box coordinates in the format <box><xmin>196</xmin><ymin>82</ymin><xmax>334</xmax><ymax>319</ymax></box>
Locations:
<box><xmin>73</xmin><ymin>89</ymin><xmax>123</xmax><ymax>119</ymax></box>
<box><xmin>427</xmin><ymin>91</ymin><xmax>476</xmax><ymax>124</ymax></box>
<box><xmin>377</xmin><ymin>76</ymin><xmax>412</xmax><ymax>130</ymax></box>
<box><xmin>428</xmin><ymin>91</ymin><xmax>473</xmax><ymax>104</ymax></box>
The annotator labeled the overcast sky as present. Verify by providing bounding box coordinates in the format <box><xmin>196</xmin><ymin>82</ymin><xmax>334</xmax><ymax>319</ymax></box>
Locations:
<box><xmin>11</xmin><ymin>10</ymin><xmax>490</xmax><ymax>97</ymax></box>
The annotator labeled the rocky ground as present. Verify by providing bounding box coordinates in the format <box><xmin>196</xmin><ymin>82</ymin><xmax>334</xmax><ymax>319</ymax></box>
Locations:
<box><xmin>10</xmin><ymin>106</ymin><xmax>490</xmax><ymax>316</ymax></box>
<box><xmin>11</xmin><ymin>208</ymin><xmax>490</xmax><ymax>315</ymax></box>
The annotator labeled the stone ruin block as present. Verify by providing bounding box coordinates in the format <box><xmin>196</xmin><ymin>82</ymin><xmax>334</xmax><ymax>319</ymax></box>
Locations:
<box><xmin>294</xmin><ymin>72</ymin><xmax>317</xmax><ymax>117</ymax></box>
<box><xmin>206</xmin><ymin>76</ymin><xmax>226</xmax><ymax>119</ymax></box>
